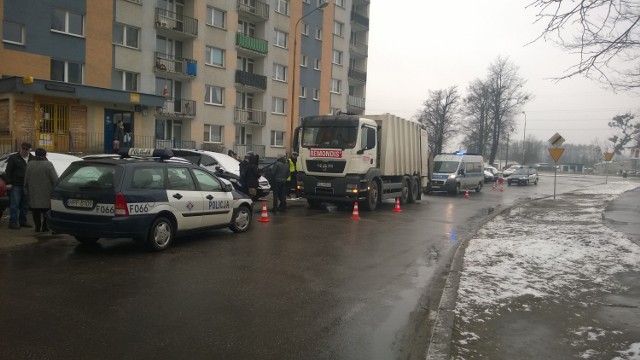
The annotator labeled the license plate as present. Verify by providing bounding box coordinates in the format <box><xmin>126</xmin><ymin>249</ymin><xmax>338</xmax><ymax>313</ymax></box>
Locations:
<box><xmin>67</xmin><ymin>199</ymin><xmax>94</xmax><ymax>208</ymax></box>
<box><xmin>317</xmin><ymin>182</ymin><xmax>332</xmax><ymax>188</ymax></box>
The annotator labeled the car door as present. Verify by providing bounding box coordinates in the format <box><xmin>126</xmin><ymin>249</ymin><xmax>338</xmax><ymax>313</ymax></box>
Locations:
<box><xmin>166</xmin><ymin>166</ymin><xmax>204</xmax><ymax>230</ymax></box>
<box><xmin>191</xmin><ymin>168</ymin><xmax>234</xmax><ymax>227</ymax></box>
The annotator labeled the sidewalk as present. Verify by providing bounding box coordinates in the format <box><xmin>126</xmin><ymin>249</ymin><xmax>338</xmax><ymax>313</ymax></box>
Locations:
<box><xmin>428</xmin><ymin>181</ymin><xmax>640</xmax><ymax>360</ymax></box>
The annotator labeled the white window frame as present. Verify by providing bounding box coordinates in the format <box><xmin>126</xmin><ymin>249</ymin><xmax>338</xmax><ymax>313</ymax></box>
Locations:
<box><xmin>313</xmin><ymin>58</ymin><xmax>321</xmax><ymax>71</ymax></box>
<box><xmin>113</xmin><ymin>23</ymin><xmax>139</xmax><ymax>49</ymax></box>
<box><xmin>207</xmin><ymin>6</ymin><xmax>226</xmax><ymax>29</ymax></box>
<box><xmin>2</xmin><ymin>21</ymin><xmax>25</xmax><ymax>45</ymax></box>
<box><xmin>335</xmin><ymin>0</ymin><xmax>345</xmax><ymax>8</ymax></box>
<box><xmin>273</xmin><ymin>63</ymin><xmax>288</xmax><ymax>82</ymax></box>
<box><xmin>274</xmin><ymin>29</ymin><xmax>288</xmax><ymax>48</ymax></box>
<box><xmin>313</xmin><ymin>89</ymin><xmax>319</xmax><ymax>101</ymax></box>
<box><xmin>315</xmin><ymin>28</ymin><xmax>322</xmax><ymax>40</ymax></box>
<box><xmin>300</xmin><ymin>54</ymin><xmax>308</xmax><ymax>67</ymax></box>
<box><xmin>205</xmin><ymin>46</ymin><xmax>225</xmax><ymax>67</ymax></box>
<box><xmin>270</xmin><ymin>130</ymin><xmax>285</xmax><ymax>147</ymax></box>
<box><xmin>333</xmin><ymin>21</ymin><xmax>344</xmax><ymax>37</ymax></box>
<box><xmin>51</xmin><ymin>59</ymin><xmax>83</xmax><ymax>84</ymax></box>
<box><xmin>301</xmin><ymin>22</ymin><xmax>309</xmax><ymax>36</ymax></box>
<box><xmin>51</xmin><ymin>8</ymin><xmax>84</xmax><ymax>37</ymax></box>
<box><xmin>205</xmin><ymin>85</ymin><xmax>225</xmax><ymax>106</ymax></box>
<box><xmin>115</xmin><ymin>70</ymin><xmax>139</xmax><ymax>91</ymax></box>
<box><xmin>299</xmin><ymin>86</ymin><xmax>307</xmax><ymax>98</ymax></box>
<box><xmin>204</xmin><ymin>124</ymin><xmax>223</xmax><ymax>143</ymax></box>
<box><xmin>275</xmin><ymin>0</ymin><xmax>290</xmax><ymax>15</ymax></box>
<box><xmin>331</xmin><ymin>79</ymin><xmax>342</xmax><ymax>94</ymax></box>
<box><xmin>332</xmin><ymin>50</ymin><xmax>343</xmax><ymax>66</ymax></box>
<box><xmin>272</xmin><ymin>97</ymin><xmax>286</xmax><ymax>114</ymax></box>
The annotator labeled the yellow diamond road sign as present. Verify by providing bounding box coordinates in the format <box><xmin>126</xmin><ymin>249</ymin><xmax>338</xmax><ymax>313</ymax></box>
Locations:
<box><xmin>604</xmin><ymin>152</ymin><xmax>614</xmax><ymax>161</ymax></box>
<box><xmin>548</xmin><ymin>148</ymin><xmax>565</xmax><ymax>162</ymax></box>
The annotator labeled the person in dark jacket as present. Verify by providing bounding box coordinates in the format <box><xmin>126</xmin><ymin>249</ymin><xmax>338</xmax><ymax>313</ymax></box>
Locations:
<box><xmin>243</xmin><ymin>153</ymin><xmax>260</xmax><ymax>200</ymax></box>
<box><xmin>271</xmin><ymin>155</ymin><xmax>290</xmax><ymax>212</ymax></box>
<box><xmin>5</xmin><ymin>142</ymin><xmax>35</xmax><ymax>229</ymax></box>
<box><xmin>24</xmin><ymin>148</ymin><xmax>58</xmax><ymax>232</ymax></box>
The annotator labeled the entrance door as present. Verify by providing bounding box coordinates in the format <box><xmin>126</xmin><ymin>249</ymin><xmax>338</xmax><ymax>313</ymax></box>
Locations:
<box><xmin>104</xmin><ymin>110</ymin><xmax>134</xmax><ymax>153</ymax></box>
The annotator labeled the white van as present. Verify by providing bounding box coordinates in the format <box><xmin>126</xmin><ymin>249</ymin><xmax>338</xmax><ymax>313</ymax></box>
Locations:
<box><xmin>429</xmin><ymin>153</ymin><xmax>484</xmax><ymax>195</ymax></box>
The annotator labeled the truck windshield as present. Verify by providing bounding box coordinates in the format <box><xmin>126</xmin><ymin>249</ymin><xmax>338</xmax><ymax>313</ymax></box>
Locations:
<box><xmin>433</xmin><ymin>161</ymin><xmax>459</xmax><ymax>173</ymax></box>
<box><xmin>301</xmin><ymin>126</ymin><xmax>358</xmax><ymax>149</ymax></box>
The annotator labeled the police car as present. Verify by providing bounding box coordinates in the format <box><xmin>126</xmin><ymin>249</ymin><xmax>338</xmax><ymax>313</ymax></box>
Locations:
<box><xmin>47</xmin><ymin>148</ymin><xmax>254</xmax><ymax>251</ymax></box>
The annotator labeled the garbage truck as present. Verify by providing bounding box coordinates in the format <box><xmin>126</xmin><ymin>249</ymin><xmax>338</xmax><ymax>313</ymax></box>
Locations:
<box><xmin>293</xmin><ymin>113</ymin><xmax>430</xmax><ymax>211</ymax></box>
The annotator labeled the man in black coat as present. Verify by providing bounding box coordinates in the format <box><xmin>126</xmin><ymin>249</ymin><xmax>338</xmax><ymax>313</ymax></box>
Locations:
<box><xmin>5</xmin><ymin>142</ymin><xmax>35</xmax><ymax>229</ymax></box>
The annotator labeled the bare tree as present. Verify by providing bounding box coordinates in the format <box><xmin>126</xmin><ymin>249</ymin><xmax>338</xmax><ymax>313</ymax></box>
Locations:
<box><xmin>461</xmin><ymin>79</ymin><xmax>493</xmax><ymax>156</ymax></box>
<box><xmin>415</xmin><ymin>86</ymin><xmax>461</xmax><ymax>156</ymax></box>
<box><xmin>608</xmin><ymin>113</ymin><xmax>640</xmax><ymax>154</ymax></box>
<box><xmin>529</xmin><ymin>0</ymin><xmax>640</xmax><ymax>90</ymax></box>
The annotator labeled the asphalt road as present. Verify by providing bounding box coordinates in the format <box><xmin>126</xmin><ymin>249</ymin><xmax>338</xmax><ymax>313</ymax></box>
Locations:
<box><xmin>0</xmin><ymin>173</ymin><xmax>609</xmax><ymax>360</ymax></box>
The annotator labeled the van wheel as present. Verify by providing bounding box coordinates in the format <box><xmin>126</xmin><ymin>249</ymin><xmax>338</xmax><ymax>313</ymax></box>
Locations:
<box><xmin>400</xmin><ymin>177</ymin><xmax>410</xmax><ymax>205</ymax></box>
<box><xmin>75</xmin><ymin>236</ymin><xmax>99</xmax><ymax>244</ymax></box>
<box><xmin>362</xmin><ymin>180</ymin><xmax>379</xmax><ymax>211</ymax></box>
<box><xmin>409</xmin><ymin>177</ymin><xmax>419</xmax><ymax>203</ymax></box>
<box><xmin>147</xmin><ymin>216</ymin><xmax>174</xmax><ymax>251</ymax></box>
<box><xmin>450</xmin><ymin>184</ymin><xmax>461</xmax><ymax>196</ymax></box>
<box><xmin>475</xmin><ymin>182</ymin><xmax>482</xmax><ymax>192</ymax></box>
<box><xmin>307</xmin><ymin>199</ymin><xmax>323</xmax><ymax>209</ymax></box>
<box><xmin>230</xmin><ymin>205</ymin><xmax>252</xmax><ymax>232</ymax></box>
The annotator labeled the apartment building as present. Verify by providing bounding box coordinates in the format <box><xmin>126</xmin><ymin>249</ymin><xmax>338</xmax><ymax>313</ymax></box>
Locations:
<box><xmin>0</xmin><ymin>0</ymin><xmax>369</xmax><ymax>158</ymax></box>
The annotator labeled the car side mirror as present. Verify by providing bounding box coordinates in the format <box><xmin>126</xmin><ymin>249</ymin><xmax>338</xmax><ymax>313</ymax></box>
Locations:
<box><xmin>458</xmin><ymin>169</ymin><xmax>465</xmax><ymax>175</ymax></box>
<box><xmin>223</xmin><ymin>183</ymin><xmax>233</xmax><ymax>192</ymax></box>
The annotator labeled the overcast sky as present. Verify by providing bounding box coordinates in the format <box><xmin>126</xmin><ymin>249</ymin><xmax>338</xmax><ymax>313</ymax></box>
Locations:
<box><xmin>365</xmin><ymin>0</ymin><xmax>640</xmax><ymax>149</ymax></box>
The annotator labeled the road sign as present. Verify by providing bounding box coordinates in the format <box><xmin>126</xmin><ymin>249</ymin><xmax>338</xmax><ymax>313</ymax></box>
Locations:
<box><xmin>548</xmin><ymin>133</ymin><xmax>565</xmax><ymax>147</ymax></box>
<box><xmin>548</xmin><ymin>147</ymin><xmax>565</xmax><ymax>162</ymax></box>
<box><xmin>603</xmin><ymin>152</ymin><xmax>614</xmax><ymax>161</ymax></box>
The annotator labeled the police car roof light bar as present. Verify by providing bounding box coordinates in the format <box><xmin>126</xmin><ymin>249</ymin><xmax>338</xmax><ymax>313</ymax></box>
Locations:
<box><xmin>118</xmin><ymin>148</ymin><xmax>174</xmax><ymax>160</ymax></box>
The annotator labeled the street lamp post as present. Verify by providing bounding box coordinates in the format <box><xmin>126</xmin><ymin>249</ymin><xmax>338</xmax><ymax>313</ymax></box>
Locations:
<box><xmin>288</xmin><ymin>1</ymin><xmax>328</xmax><ymax>154</ymax></box>
<box><xmin>505</xmin><ymin>127</ymin><xmax>514</xmax><ymax>169</ymax></box>
<box><xmin>522</xmin><ymin>111</ymin><xmax>527</xmax><ymax>165</ymax></box>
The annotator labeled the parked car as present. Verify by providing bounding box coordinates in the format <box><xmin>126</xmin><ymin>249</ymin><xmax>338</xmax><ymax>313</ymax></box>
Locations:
<box><xmin>502</xmin><ymin>164</ymin><xmax>524</xmax><ymax>177</ymax></box>
<box><xmin>171</xmin><ymin>149</ymin><xmax>271</xmax><ymax>201</ymax></box>
<box><xmin>484</xmin><ymin>165</ymin><xmax>500</xmax><ymax>182</ymax></box>
<box><xmin>0</xmin><ymin>151</ymin><xmax>83</xmax><ymax>218</ymax></box>
<box><xmin>47</xmin><ymin>148</ymin><xmax>253</xmax><ymax>251</ymax></box>
<box><xmin>507</xmin><ymin>167</ymin><xmax>539</xmax><ymax>186</ymax></box>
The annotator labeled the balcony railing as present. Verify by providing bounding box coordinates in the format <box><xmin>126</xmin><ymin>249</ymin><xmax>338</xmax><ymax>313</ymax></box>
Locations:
<box><xmin>348</xmin><ymin>95</ymin><xmax>366</xmax><ymax>109</ymax></box>
<box><xmin>157</xmin><ymin>98</ymin><xmax>196</xmax><ymax>117</ymax></box>
<box><xmin>154</xmin><ymin>52</ymin><xmax>197</xmax><ymax>77</ymax></box>
<box><xmin>234</xmin><ymin>107</ymin><xmax>266</xmax><ymax>126</ymax></box>
<box><xmin>155</xmin><ymin>8</ymin><xmax>198</xmax><ymax>37</ymax></box>
<box><xmin>348</xmin><ymin>67</ymin><xmax>367</xmax><ymax>83</ymax></box>
<box><xmin>349</xmin><ymin>40</ymin><xmax>368</xmax><ymax>57</ymax></box>
<box><xmin>236</xmin><ymin>33</ymin><xmax>268</xmax><ymax>55</ymax></box>
<box><xmin>350</xmin><ymin>11</ymin><xmax>369</xmax><ymax>29</ymax></box>
<box><xmin>155</xmin><ymin>139</ymin><xmax>196</xmax><ymax>149</ymax></box>
<box><xmin>237</xmin><ymin>0</ymin><xmax>269</xmax><ymax>21</ymax></box>
<box><xmin>235</xmin><ymin>70</ymin><xmax>267</xmax><ymax>90</ymax></box>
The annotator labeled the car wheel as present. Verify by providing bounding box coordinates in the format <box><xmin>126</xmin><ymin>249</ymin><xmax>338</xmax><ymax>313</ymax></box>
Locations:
<box><xmin>534</xmin><ymin>179</ymin><xmax>538</xmax><ymax>185</ymax></box>
<box><xmin>362</xmin><ymin>180</ymin><xmax>379</xmax><ymax>211</ymax></box>
<box><xmin>75</xmin><ymin>236</ymin><xmax>99</xmax><ymax>244</ymax></box>
<box><xmin>147</xmin><ymin>216</ymin><xmax>174</xmax><ymax>251</ymax></box>
<box><xmin>230</xmin><ymin>205</ymin><xmax>252</xmax><ymax>233</ymax></box>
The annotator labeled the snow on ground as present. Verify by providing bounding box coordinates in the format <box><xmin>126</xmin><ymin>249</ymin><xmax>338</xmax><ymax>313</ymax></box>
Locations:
<box><xmin>453</xmin><ymin>181</ymin><xmax>640</xmax><ymax>358</ymax></box>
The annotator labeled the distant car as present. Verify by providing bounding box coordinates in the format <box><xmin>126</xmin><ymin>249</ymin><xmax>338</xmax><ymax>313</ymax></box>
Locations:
<box><xmin>0</xmin><ymin>151</ymin><xmax>83</xmax><ymax>217</ymax></box>
<box><xmin>484</xmin><ymin>165</ymin><xmax>499</xmax><ymax>182</ymax></box>
<box><xmin>507</xmin><ymin>168</ymin><xmax>538</xmax><ymax>186</ymax></box>
<box><xmin>502</xmin><ymin>165</ymin><xmax>524</xmax><ymax>177</ymax></box>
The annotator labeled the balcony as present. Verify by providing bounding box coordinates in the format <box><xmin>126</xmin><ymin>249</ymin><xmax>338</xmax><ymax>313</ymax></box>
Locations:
<box><xmin>155</xmin><ymin>8</ymin><xmax>198</xmax><ymax>38</ymax></box>
<box><xmin>349</xmin><ymin>40</ymin><xmax>368</xmax><ymax>58</ymax></box>
<box><xmin>350</xmin><ymin>11</ymin><xmax>369</xmax><ymax>30</ymax></box>
<box><xmin>236</xmin><ymin>32</ymin><xmax>268</xmax><ymax>55</ymax></box>
<box><xmin>348</xmin><ymin>95</ymin><xmax>365</xmax><ymax>110</ymax></box>
<box><xmin>156</xmin><ymin>139</ymin><xmax>196</xmax><ymax>149</ymax></box>
<box><xmin>156</xmin><ymin>98</ymin><xmax>196</xmax><ymax>118</ymax></box>
<box><xmin>235</xmin><ymin>70</ymin><xmax>267</xmax><ymax>91</ymax></box>
<box><xmin>154</xmin><ymin>52</ymin><xmax>197</xmax><ymax>79</ymax></box>
<box><xmin>348</xmin><ymin>67</ymin><xmax>367</xmax><ymax>83</ymax></box>
<box><xmin>237</xmin><ymin>0</ymin><xmax>269</xmax><ymax>22</ymax></box>
<box><xmin>234</xmin><ymin>107</ymin><xmax>266</xmax><ymax>126</ymax></box>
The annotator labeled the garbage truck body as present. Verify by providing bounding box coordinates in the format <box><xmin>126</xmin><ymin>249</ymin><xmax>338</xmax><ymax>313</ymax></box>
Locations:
<box><xmin>295</xmin><ymin>113</ymin><xmax>430</xmax><ymax>211</ymax></box>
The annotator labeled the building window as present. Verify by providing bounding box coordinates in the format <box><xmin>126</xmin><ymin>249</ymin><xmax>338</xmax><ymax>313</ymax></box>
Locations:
<box><xmin>335</xmin><ymin>0</ymin><xmax>345</xmax><ymax>8</ymax></box>
<box><xmin>51</xmin><ymin>59</ymin><xmax>83</xmax><ymax>84</ymax></box>
<box><xmin>300</xmin><ymin>86</ymin><xmax>306</xmax><ymax>98</ymax></box>
<box><xmin>272</xmin><ymin>97</ymin><xmax>286</xmax><ymax>114</ymax></box>
<box><xmin>114</xmin><ymin>70</ymin><xmax>139</xmax><ymax>91</ymax></box>
<box><xmin>333</xmin><ymin>21</ymin><xmax>344</xmax><ymax>37</ymax></box>
<box><xmin>300</xmin><ymin>54</ymin><xmax>308</xmax><ymax>67</ymax></box>
<box><xmin>274</xmin><ymin>29</ymin><xmax>288</xmax><ymax>48</ymax></box>
<box><xmin>315</xmin><ymin>28</ymin><xmax>322</xmax><ymax>40</ymax></box>
<box><xmin>331</xmin><ymin>79</ymin><xmax>341</xmax><ymax>94</ymax></box>
<box><xmin>204</xmin><ymin>124</ymin><xmax>223</xmax><ymax>143</ymax></box>
<box><xmin>314</xmin><ymin>58</ymin><xmax>321</xmax><ymax>70</ymax></box>
<box><xmin>332</xmin><ymin>50</ymin><xmax>343</xmax><ymax>65</ymax></box>
<box><xmin>205</xmin><ymin>46</ymin><xmax>225</xmax><ymax>67</ymax></box>
<box><xmin>113</xmin><ymin>23</ymin><xmax>139</xmax><ymax>49</ymax></box>
<box><xmin>51</xmin><ymin>8</ymin><xmax>84</xmax><ymax>36</ymax></box>
<box><xmin>205</xmin><ymin>85</ymin><xmax>224</xmax><ymax>106</ymax></box>
<box><xmin>271</xmin><ymin>130</ymin><xmax>285</xmax><ymax>147</ymax></box>
<box><xmin>207</xmin><ymin>7</ymin><xmax>226</xmax><ymax>29</ymax></box>
<box><xmin>275</xmin><ymin>0</ymin><xmax>289</xmax><ymax>15</ymax></box>
<box><xmin>303</xmin><ymin>0</ymin><xmax>310</xmax><ymax>3</ymax></box>
<box><xmin>301</xmin><ymin>22</ymin><xmax>309</xmax><ymax>36</ymax></box>
<box><xmin>2</xmin><ymin>21</ymin><xmax>25</xmax><ymax>45</ymax></box>
<box><xmin>313</xmin><ymin>89</ymin><xmax>319</xmax><ymax>100</ymax></box>
<box><xmin>273</xmin><ymin>63</ymin><xmax>287</xmax><ymax>82</ymax></box>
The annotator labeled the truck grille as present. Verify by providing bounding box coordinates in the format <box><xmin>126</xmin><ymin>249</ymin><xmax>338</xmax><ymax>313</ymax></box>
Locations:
<box><xmin>306</xmin><ymin>160</ymin><xmax>346</xmax><ymax>173</ymax></box>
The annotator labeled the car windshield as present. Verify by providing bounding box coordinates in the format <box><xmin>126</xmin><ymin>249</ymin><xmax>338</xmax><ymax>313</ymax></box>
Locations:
<box><xmin>301</xmin><ymin>126</ymin><xmax>358</xmax><ymax>149</ymax></box>
<box><xmin>513</xmin><ymin>168</ymin><xmax>530</xmax><ymax>175</ymax></box>
<box><xmin>433</xmin><ymin>161</ymin><xmax>459</xmax><ymax>173</ymax></box>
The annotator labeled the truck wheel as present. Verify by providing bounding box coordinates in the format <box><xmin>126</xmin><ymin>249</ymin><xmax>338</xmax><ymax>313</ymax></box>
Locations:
<box><xmin>307</xmin><ymin>199</ymin><xmax>323</xmax><ymax>209</ymax></box>
<box><xmin>147</xmin><ymin>216</ymin><xmax>174</xmax><ymax>251</ymax></box>
<box><xmin>230</xmin><ymin>205</ymin><xmax>252</xmax><ymax>233</ymax></box>
<box><xmin>409</xmin><ymin>177</ymin><xmax>419</xmax><ymax>203</ymax></box>
<box><xmin>400</xmin><ymin>177</ymin><xmax>410</xmax><ymax>205</ymax></box>
<box><xmin>475</xmin><ymin>182</ymin><xmax>482</xmax><ymax>192</ymax></box>
<box><xmin>362</xmin><ymin>180</ymin><xmax>379</xmax><ymax>211</ymax></box>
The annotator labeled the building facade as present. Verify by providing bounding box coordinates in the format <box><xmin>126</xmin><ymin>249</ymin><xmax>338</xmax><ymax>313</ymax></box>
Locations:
<box><xmin>0</xmin><ymin>0</ymin><xmax>369</xmax><ymax>158</ymax></box>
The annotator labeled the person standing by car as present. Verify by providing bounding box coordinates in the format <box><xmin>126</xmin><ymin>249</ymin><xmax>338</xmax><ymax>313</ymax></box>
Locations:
<box><xmin>287</xmin><ymin>152</ymin><xmax>299</xmax><ymax>199</ymax></box>
<box><xmin>243</xmin><ymin>153</ymin><xmax>260</xmax><ymax>200</ymax></box>
<box><xmin>271</xmin><ymin>155</ymin><xmax>290</xmax><ymax>212</ymax></box>
<box><xmin>5</xmin><ymin>142</ymin><xmax>35</xmax><ymax>229</ymax></box>
<box><xmin>24</xmin><ymin>148</ymin><xmax>58</xmax><ymax>232</ymax></box>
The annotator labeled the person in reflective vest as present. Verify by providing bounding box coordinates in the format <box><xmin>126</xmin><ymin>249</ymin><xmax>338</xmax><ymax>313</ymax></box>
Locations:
<box><xmin>287</xmin><ymin>152</ymin><xmax>298</xmax><ymax>199</ymax></box>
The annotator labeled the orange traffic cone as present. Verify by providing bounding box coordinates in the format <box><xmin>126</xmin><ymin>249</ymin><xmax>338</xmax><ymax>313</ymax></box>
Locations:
<box><xmin>351</xmin><ymin>202</ymin><xmax>361</xmax><ymax>220</ymax></box>
<box><xmin>393</xmin><ymin>197</ymin><xmax>402</xmax><ymax>212</ymax></box>
<box><xmin>258</xmin><ymin>202</ymin><xmax>270</xmax><ymax>222</ymax></box>
<box><xmin>464</xmin><ymin>190</ymin><xmax>470</xmax><ymax>199</ymax></box>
